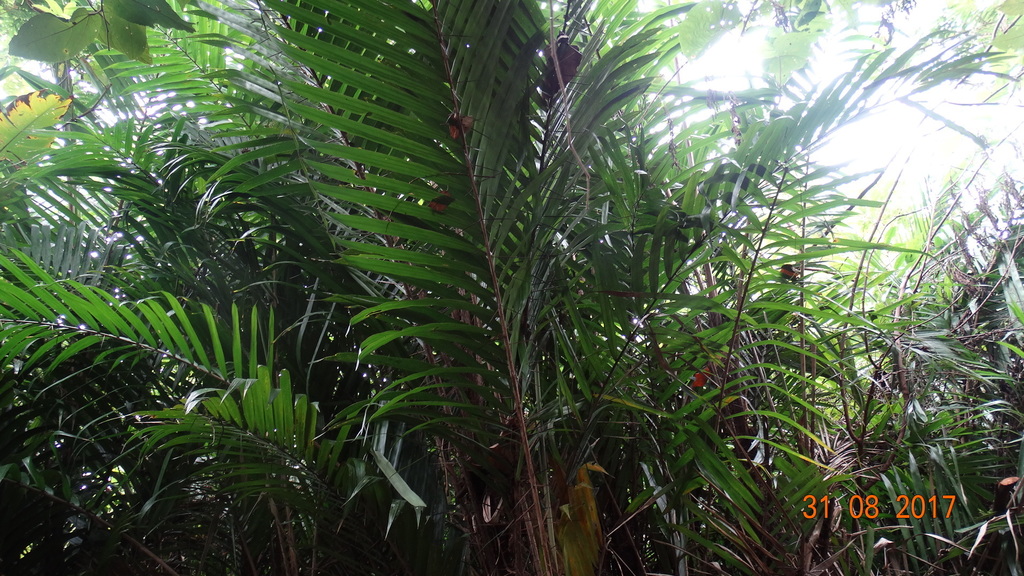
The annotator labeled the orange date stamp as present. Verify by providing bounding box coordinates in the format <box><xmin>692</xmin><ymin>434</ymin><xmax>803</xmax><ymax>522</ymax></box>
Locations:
<box><xmin>802</xmin><ymin>494</ymin><xmax>957</xmax><ymax>519</ymax></box>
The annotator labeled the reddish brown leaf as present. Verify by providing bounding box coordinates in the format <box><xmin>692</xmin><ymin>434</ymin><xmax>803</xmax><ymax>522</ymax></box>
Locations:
<box><xmin>428</xmin><ymin>190</ymin><xmax>454</xmax><ymax>213</ymax></box>
<box><xmin>446</xmin><ymin>113</ymin><xmax>474</xmax><ymax>139</ymax></box>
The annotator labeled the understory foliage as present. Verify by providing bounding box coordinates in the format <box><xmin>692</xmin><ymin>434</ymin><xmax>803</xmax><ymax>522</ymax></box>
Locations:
<box><xmin>1</xmin><ymin>0</ymin><xmax>1023</xmax><ymax>575</ymax></box>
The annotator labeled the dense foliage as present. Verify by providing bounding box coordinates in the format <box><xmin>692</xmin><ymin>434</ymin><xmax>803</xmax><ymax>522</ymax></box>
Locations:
<box><xmin>2</xmin><ymin>0</ymin><xmax>1024</xmax><ymax>575</ymax></box>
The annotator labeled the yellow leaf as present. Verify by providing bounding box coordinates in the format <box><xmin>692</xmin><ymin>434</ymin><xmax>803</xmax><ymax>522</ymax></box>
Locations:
<box><xmin>556</xmin><ymin>464</ymin><xmax>604</xmax><ymax>576</ymax></box>
<box><xmin>0</xmin><ymin>91</ymin><xmax>71</xmax><ymax>162</ymax></box>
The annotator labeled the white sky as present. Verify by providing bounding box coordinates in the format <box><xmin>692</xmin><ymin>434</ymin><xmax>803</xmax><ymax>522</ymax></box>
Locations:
<box><xmin>676</xmin><ymin>0</ymin><xmax>1024</xmax><ymax>221</ymax></box>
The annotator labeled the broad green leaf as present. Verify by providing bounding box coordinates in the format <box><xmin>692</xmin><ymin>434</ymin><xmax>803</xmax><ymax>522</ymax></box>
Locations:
<box><xmin>999</xmin><ymin>0</ymin><xmax>1024</xmax><ymax>16</ymax></box>
<box><xmin>8</xmin><ymin>11</ymin><xmax>101</xmax><ymax>62</ymax></box>
<box><xmin>795</xmin><ymin>0</ymin><xmax>826</xmax><ymax>30</ymax></box>
<box><xmin>994</xmin><ymin>23</ymin><xmax>1024</xmax><ymax>53</ymax></box>
<box><xmin>103</xmin><ymin>0</ymin><xmax>195</xmax><ymax>32</ymax></box>
<box><xmin>99</xmin><ymin>12</ymin><xmax>152</xmax><ymax>63</ymax></box>
<box><xmin>674</xmin><ymin>0</ymin><xmax>742</xmax><ymax>58</ymax></box>
<box><xmin>0</xmin><ymin>90</ymin><xmax>71</xmax><ymax>162</ymax></box>
<box><xmin>764</xmin><ymin>29</ymin><xmax>819</xmax><ymax>87</ymax></box>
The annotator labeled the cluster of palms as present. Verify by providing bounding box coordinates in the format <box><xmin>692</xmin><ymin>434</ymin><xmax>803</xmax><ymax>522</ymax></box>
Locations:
<box><xmin>1</xmin><ymin>0</ymin><xmax>1022</xmax><ymax>574</ymax></box>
